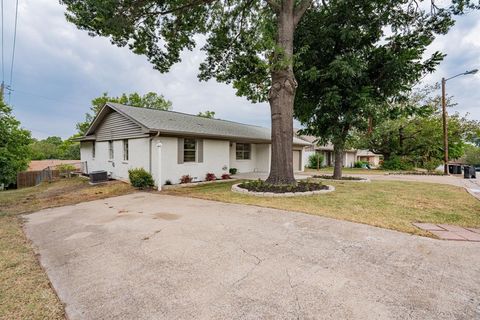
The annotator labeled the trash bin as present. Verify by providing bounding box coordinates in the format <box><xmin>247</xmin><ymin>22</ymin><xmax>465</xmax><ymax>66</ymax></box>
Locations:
<box><xmin>448</xmin><ymin>165</ymin><xmax>455</xmax><ymax>174</ymax></box>
<box><xmin>455</xmin><ymin>165</ymin><xmax>463</xmax><ymax>174</ymax></box>
<box><xmin>470</xmin><ymin>166</ymin><xmax>477</xmax><ymax>179</ymax></box>
<box><xmin>464</xmin><ymin>166</ymin><xmax>476</xmax><ymax>179</ymax></box>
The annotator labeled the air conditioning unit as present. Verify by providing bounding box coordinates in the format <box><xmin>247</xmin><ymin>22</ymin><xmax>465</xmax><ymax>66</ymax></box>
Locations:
<box><xmin>89</xmin><ymin>170</ymin><xmax>108</xmax><ymax>183</ymax></box>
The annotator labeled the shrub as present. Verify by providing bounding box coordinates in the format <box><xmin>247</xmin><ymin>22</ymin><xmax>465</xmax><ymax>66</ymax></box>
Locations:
<box><xmin>221</xmin><ymin>173</ymin><xmax>231</xmax><ymax>180</ymax></box>
<box><xmin>422</xmin><ymin>159</ymin><xmax>442</xmax><ymax>172</ymax></box>
<box><xmin>180</xmin><ymin>174</ymin><xmax>193</xmax><ymax>184</ymax></box>
<box><xmin>381</xmin><ymin>156</ymin><xmax>414</xmax><ymax>171</ymax></box>
<box><xmin>128</xmin><ymin>168</ymin><xmax>154</xmax><ymax>189</ymax></box>
<box><xmin>205</xmin><ymin>173</ymin><xmax>217</xmax><ymax>181</ymax></box>
<box><xmin>354</xmin><ymin>161</ymin><xmax>369</xmax><ymax>168</ymax></box>
<box><xmin>57</xmin><ymin>164</ymin><xmax>76</xmax><ymax>172</ymax></box>
<box><xmin>307</xmin><ymin>153</ymin><xmax>324</xmax><ymax>169</ymax></box>
<box><xmin>229</xmin><ymin>168</ymin><xmax>238</xmax><ymax>175</ymax></box>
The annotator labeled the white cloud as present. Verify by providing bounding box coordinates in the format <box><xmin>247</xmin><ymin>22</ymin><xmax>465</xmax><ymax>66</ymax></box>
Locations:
<box><xmin>4</xmin><ymin>0</ymin><xmax>480</xmax><ymax>139</ymax></box>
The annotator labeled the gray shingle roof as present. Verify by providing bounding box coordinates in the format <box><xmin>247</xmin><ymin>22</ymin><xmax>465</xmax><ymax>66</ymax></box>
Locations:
<box><xmin>106</xmin><ymin>103</ymin><xmax>310</xmax><ymax>145</ymax></box>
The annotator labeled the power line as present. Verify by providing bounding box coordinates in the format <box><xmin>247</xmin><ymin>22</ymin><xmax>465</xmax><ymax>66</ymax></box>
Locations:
<box><xmin>1</xmin><ymin>0</ymin><xmax>4</xmax><ymax>84</ymax></box>
<box><xmin>8</xmin><ymin>0</ymin><xmax>19</xmax><ymax>102</ymax></box>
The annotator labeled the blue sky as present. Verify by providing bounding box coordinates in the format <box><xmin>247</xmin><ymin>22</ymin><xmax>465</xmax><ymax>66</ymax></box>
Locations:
<box><xmin>3</xmin><ymin>0</ymin><xmax>480</xmax><ymax>139</ymax></box>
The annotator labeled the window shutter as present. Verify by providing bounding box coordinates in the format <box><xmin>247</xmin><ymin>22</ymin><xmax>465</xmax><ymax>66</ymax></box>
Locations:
<box><xmin>197</xmin><ymin>139</ymin><xmax>204</xmax><ymax>163</ymax></box>
<box><xmin>178</xmin><ymin>138</ymin><xmax>184</xmax><ymax>164</ymax></box>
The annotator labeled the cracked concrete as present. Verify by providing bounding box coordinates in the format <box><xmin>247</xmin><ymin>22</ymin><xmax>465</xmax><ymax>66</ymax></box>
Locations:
<box><xmin>24</xmin><ymin>193</ymin><xmax>480</xmax><ymax>320</ymax></box>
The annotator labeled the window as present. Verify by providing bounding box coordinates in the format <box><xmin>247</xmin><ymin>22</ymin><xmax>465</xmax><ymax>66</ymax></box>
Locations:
<box><xmin>236</xmin><ymin>143</ymin><xmax>251</xmax><ymax>160</ymax></box>
<box><xmin>108</xmin><ymin>141</ymin><xmax>114</xmax><ymax>160</ymax></box>
<box><xmin>183</xmin><ymin>138</ymin><xmax>197</xmax><ymax>162</ymax></box>
<box><xmin>92</xmin><ymin>142</ymin><xmax>96</xmax><ymax>159</ymax></box>
<box><xmin>123</xmin><ymin>139</ymin><xmax>129</xmax><ymax>161</ymax></box>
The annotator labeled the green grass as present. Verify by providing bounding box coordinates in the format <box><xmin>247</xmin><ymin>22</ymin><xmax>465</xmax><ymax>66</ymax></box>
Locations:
<box><xmin>163</xmin><ymin>180</ymin><xmax>480</xmax><ymax>236</ymax></box>
<box><xmin>0</xmin><ymin>178</ymin><xmax>134</xmax><ymax>319</ymax></box>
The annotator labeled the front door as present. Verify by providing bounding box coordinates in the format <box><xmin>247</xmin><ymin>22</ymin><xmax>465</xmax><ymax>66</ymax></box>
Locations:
<box><xmin>293</xmin><ymin>150</ymin><xmax>301</xmax><ymax>171</ymax></box>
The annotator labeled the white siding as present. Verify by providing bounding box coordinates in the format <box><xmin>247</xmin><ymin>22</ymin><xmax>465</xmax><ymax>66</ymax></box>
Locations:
<box><xmin>80</xmin><ymin>138</ymin><xmax>150</xmax><ymax>181</ymax></box>
<box><xmin>152</xmin><ymin>137</ymin><xmax>230</xmax><ymax>185</ymax></box>
<box><xmin>82</xmin><ymin>137</ymin><xmax>306</xmax><ymax>186</ymax></box>
<box><xmin>229</xmin><ymin>142</ymin><xmax>258</xmax><ymax>173</ymax></box>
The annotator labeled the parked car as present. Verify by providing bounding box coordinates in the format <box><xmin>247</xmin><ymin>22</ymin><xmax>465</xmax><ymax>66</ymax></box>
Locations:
<box><xmin>474</xmin><ymin>164</ymin><xmax>480</xmax><ymax>172</ymax></box>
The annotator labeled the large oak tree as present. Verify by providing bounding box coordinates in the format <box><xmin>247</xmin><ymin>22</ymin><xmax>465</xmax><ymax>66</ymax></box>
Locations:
<box><xmin>61</xmin><ymin>0</ymin><xmax>479</xmax><ymax>183</ymax></box>
<box><xmin>61</xmin><ymin>0</ymin><xmax>317</xmax><ymax>185</ymax></box>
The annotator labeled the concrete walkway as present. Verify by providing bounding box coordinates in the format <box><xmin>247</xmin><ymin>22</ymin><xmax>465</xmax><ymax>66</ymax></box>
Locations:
<box><xmin>24</xmin><ymin>193</ymin><xmax>480</xmax><ymax>320</ymax></box>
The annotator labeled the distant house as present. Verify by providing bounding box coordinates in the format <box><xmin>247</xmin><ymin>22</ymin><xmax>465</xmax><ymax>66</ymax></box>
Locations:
<box><xmin>78</xmin><ymin>103</ymin><xmax>310</xmax><ymax>187</ymax></box>
<box><xmin>298</xmin><ymin>134</ymin><xmax>382</xmax><ymax>167</ymax></box>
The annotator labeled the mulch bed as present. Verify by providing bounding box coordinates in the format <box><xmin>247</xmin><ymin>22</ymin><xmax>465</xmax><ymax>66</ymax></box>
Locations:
<box><xmin>238</xmin><ymin>180</ymin><xmax>328</xmax><ymax>194</ymax></box>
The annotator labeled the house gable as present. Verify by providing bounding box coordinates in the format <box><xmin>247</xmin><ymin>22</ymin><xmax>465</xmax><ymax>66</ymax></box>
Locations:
<box><xmin>94</xmin><ymin>109</ymin><xmax>148</xmax><ymax>141</ymax></box>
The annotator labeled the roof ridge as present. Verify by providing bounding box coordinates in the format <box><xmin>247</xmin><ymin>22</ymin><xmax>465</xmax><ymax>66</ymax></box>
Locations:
<box><xmin>108</xmin><ymin>102</ymin><xmax>269</xmax><ymax>130</ymax></box>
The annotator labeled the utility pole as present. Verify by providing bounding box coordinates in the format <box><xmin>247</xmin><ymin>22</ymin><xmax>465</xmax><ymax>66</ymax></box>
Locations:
<box><xmin>441</xmin><ymin>77</ymin><xmax>448</xmax><ymax>175</ymax></box>
<box><xmin>0</xmin><ymin>82</ymin><xmax>4</xmax><ymax>101</ymax></box>
<box><xmin>440</xmin><ymin>68</ymin><xmax>478</xmax><ymax>175</ymax></box>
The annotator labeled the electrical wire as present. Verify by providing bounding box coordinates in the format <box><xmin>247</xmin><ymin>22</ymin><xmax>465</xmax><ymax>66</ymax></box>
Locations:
<box><xmin>1</xmin><ymin>0</ymin><xmax>4</xmax><ymax>84</ymax></box>
<box><xmin>9</xmin><ymin>0</ymin><xmax>19</xmax><ymax>101</ymax></box>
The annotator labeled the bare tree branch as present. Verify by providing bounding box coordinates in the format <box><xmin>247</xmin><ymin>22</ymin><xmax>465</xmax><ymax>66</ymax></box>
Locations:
<box><xmin>294</xmin><ymin>0</ymin><xmax>313</xmax><ymax>26</ymax></box>
<box><xmin>265</xmin><ymin>0</ymin><xmax>280</xmax><ymax>12</ymax></box>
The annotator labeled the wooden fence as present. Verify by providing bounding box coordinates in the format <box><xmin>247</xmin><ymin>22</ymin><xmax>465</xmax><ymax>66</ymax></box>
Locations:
<box><xmin>16</xmin><ymin>162</ymin><xmax>87</xmax><ymax>189</ymax></box>
<box><xmin>16</xmin><ymin>170</ymin><xmax>60</xmax><ymax>188</ymax></box>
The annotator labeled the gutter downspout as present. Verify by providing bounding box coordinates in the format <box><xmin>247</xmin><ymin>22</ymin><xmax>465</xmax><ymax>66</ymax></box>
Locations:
<box><xmin>149</xmin><ymin>131</ymin><xmax>161</xmax><ymax>174</ymax></box>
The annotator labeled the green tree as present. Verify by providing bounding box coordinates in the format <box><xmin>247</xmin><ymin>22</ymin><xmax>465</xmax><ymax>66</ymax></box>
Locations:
<box><xmin>361</xmin><ymin>89</ymin><xmax>480</xmax><ymax>169</ymax></box>
<box><xmin>293</xmin><ymin>1</ymin><xmax>470</xmax><ymax>178</ymax></box>
<box><xmin>61</xmin><ymin>0</ymin><xmax>316</xmax><ymax>185</ymax></box>
<box><xmin>77</xmin><ymin>92</ymin><xmax>172</xmax><ymax>135</ymax></box>
<box><xmin>464</xmin><ymin>144</ymin><xmax>480</xmax><ymax>165</ymax></box>
<box><xmin>61</xmin><ymin>0</ymin><xmax>478</xmax><ymax>184</ymax></box>
<box><xmin>29</xmin><ymin>136</ymin><xmax>81</xmax><ymax>160</ymax></box>
<box><xmin>0</xmin><ymin>100</ymin><xmax>32</xmax><ymax>186</ymax></box>
<box><xmin>197</xmin><ymin>110</ymin><xmax>216</xmax><ymax>118</ymax></box>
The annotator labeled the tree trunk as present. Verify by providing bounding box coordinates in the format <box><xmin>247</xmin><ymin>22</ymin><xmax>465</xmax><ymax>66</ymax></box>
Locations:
<box><xmin>265</xmin><ymin>3</ymin><xmax>297</xmax><ymax>185</ymax></box>
<box><xmin>333</xmin><ymin>143</ymin><xmax>344</xmax><ymax>179</ymax></box>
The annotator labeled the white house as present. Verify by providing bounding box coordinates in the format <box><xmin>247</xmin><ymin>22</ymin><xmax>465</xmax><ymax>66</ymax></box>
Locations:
<box><xmin>298</xmin><ymin>134</ymin><xmax>382</xmax><ymax>168</ymax></box>
<box><xmin>78</xmin><ymin>103</ymin><xmax>310</xmax><ymax>187</ymax></box>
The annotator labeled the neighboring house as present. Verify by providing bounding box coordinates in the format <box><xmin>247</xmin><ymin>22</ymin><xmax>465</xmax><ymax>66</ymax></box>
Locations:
<box><xmin>355</xmin><ymin>150</ymin><xmax>382</xmax><ymax>167</ymax></box>
<box><xmin>298</xmin><ymin>134</ymin><xmax>381</xmax><ymax>167</ymax></box>
<box><xmin>78</xmin><ymin>103</ymin><xmax>310</xmax><ymax>186</ymax></box>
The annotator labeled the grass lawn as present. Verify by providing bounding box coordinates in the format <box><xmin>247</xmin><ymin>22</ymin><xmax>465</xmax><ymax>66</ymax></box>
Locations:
<box><xmin>304</xmin><ymin>167</ymin><xmax>390</xmax><ymax>175</ymax></box>
<box><xmin>163</xmin><ymin>180</ymin><xmax>480</xmax><ymax>236</ymax></box>
<box><xmin>0</xmin><ymin>177</ymin><xmax>134</xmax><ymax>319</ymax></box>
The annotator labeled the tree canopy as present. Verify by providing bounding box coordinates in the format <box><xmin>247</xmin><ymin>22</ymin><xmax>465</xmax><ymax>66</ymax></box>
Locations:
<box><xmin>293</xmin><ymin>0</ymin><xmax>468</xmax><ymax>178</ymax></box>
<box><xmin>61</xmin><ymin>0</ymin><xmax>317</xmax><ymax>184</ymax></box>
<box><xmin>76</xmin><ymin>92</ymin><xmax>172</xmax><ymax>135</ymax></box>
<box><xmin>62</xmin><ymin>0</ymin><xmax>480</xmax><ymax>184</ymax></box>
<box><xmin>197</xmin><ymin>110</ymin><xmax>216</xmax><ymax>118</ymax></box>
<box><xmin>0</xmin><ymin>100</ymin><xmax>32</xmax><ymax>186</ymax></box>
<box><xmin>29</xmin><ymin>136</ymin><xmax>80</xmax><ymax>160</ymax></box>
<box><xmin>358</xmin><ymin>88</ymin><xmax>480</xmax><ymax>170</ymax></box>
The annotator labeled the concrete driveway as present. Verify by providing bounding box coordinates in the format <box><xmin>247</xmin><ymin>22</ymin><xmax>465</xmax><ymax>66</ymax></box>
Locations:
<box><xmin>24</xmin><ymin>193</ymin><xmax>480</xmax><ymax>320</ymax></box>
